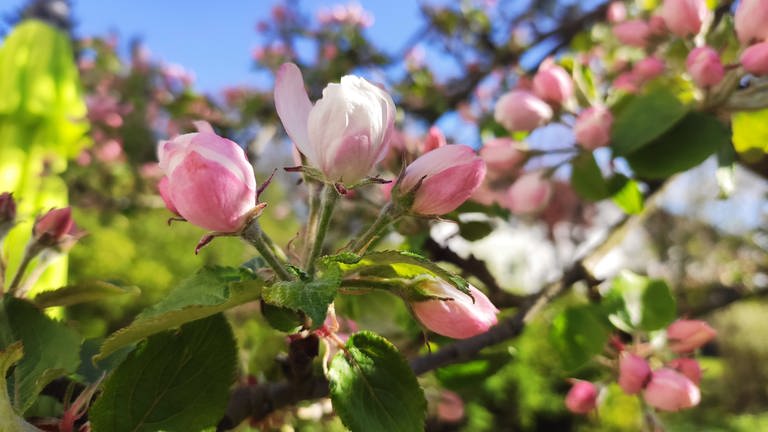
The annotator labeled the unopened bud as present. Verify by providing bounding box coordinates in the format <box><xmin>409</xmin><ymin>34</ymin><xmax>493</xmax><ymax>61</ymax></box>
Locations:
<box><xmin>565</xmin><ymin>380</ymin><xmax>598</xmax><ymax>414</ymax></box>
<box><xmin>686</xmin><ymin>46</ymin><xmax>724</xmax><ymax>88</ymax></box>
<box><xmin>618</xmin><ymin>353</ymin><xmax>651</xmax><ymax>395</ymax></box>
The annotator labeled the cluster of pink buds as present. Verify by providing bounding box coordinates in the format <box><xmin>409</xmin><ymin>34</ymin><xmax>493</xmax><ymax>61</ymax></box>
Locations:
<box><xmin>736</xmin><ymin>0</ymin><xmax>768</xmax><ymax>75</ymax></box>
<box><xmin>566</xmin><ymin>319</ymin><xmax>716</xmax><ymax>415</ymax></box>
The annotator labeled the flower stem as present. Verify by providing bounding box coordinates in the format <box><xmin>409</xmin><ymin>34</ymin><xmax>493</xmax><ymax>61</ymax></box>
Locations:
<box><xmin>241</xmin><ymin>221</ymin><xmax>293</xmax><ymax>281</ymax></box>
<box><xmin>302</xmin><ymin>181</ymin><xmax>322</xmax><ymax>268</ymax></box>
<box><xmin>351</xmin><ymin>202</ymin><xmax>399</xmax><ymax>254</ymax></box>
<box><xmin>305</xmin><ymin>184</ymin><xmax>338</xmax><ymax>276</ymax></box>
<box><xmin>7</xmin><ymin>243</ymin><xmax>43</xmax><ymax>296</ymax></box>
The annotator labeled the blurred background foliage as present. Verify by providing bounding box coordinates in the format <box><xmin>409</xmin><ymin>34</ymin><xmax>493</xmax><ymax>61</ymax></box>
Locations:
<box><xmin>1</xmin><ymin>0</ymin><xmax>766</xmax><ymax>430</ymax></box>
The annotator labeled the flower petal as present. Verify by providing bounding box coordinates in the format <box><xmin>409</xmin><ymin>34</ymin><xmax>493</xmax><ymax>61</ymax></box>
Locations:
<box><xmin>274</xmin><ymin>63</ymin><xmax>314</xmax><ymax>161</ymax></box>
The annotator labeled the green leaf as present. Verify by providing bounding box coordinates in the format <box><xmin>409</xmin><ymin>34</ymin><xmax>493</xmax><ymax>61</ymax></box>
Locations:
<box><xmin>2</xmin><ymin>297</ymin><xmax>81</xmax><ymax>413</ymax></box>
<box><xmin>34</xmin><ymin>281</ymin><xmax>140</xmax><ymax>308</ymax></box>
<box><xmin>260</xmin><ymin>301</ymin><xmax>303</xmax><ymax>332</ymax></box>
<box><xmin>611</xmin><ymin>89</ymin><xmax>688</xmax><ymax>155</ymax></box>
<box><xmin>571</xmin><ymin>152</ymin><xmax>610</xmax><ymax>201</ymax></box>
<box><xmin>732</xmin><ymin>108</ymin><xmax>768</xmax><ymax>163</ymax></box>
<box><xmin>329</xmin><ymin>331</ymin><xmax>426</xmax><ymax>432</ymax></box>
<box><xmin>0</xmin><ymin>343</ymin><xmax>40</xmax><ymax>432</ymax></box>
<box><xmin>90</xmin><ymin>314</ymin><xmax>236</xmax><ymax>432</ymax></box>
<box><xmin>609</xmin><ymin>176</ymin><xmax>644</xmax><ymax>214</ymax></box>
<box><xmin>96</xmin><ymin>266</ymin><xmax>262</xmax><ymax>360</ymax></box>
<box><xmin>608</xmin><ymin>271</ymin><xmax>676</xmax><ymax>332</ymax></box>
<box><xmin>458</xmin><ymin>220</ymin><xmax>494</xmax><ymax>241</ymax></box>
<box><xmin>340</xmin><ymin>250</ymin><xmax>470</xmax><ymax>296</ymax></box>
<box><xmin>550</xmin><ymin>305</ymin><xmax>610</xmax><ymax>370</ymax></box>
<box><xmin>625</xmin><ymin>112</ymin><xmax>729</xmax><ymax>179</ymax></box>
<box><xmin>262</xmin><ymin>267</ymin><xmax>340</xmax><ymax>328</ymax></box>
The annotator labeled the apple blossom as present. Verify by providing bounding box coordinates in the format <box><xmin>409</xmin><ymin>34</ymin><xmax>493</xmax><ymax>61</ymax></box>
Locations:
<box><xmin>686</xmin><ymin>46</ymin><xmax>724</xmax><ymax>87</ymax></box>
<box><xmin>532</xmin><ymin>61</ymin><xmax>574</xmax><ymax>105</ymax></box>
<box><xmin>494</xmin><ymin>90</ymin><xmax>552</xmax><ymax>132</ymax></box>
<box><xmin>157</xmin><ymin>122</ymin><xmax>258</xmax><ymax>233</ymax></box>
<box><xmin>411</xmin><ymin>280</ymin><xmax>499</xmax><ymax>339</ymax></box>
<box><xmin>505</xmin><ymin>172</ymin><xmax>553</xmax><ymax>214</ymax></box>
<box><xmin>33</xmin><ymin>208</ymin><xmax>75</xmax><ymax>247</ymax></box>
<box><xmin>661</xmin><ymin>0</ymin><xmax>709</xmax><ymax>37</ymax></box>
<box><xmin>574</xmin><ymin>106</ymin><xmax>613</xmax><ymax>150</ymax></box>
<box><xmin>740</xmin><ymin>41</ymin><xmax>768</xmax><ymax>75</ymax></box>
<box><xmin>735</xmin><ymin>0</ymin><xmax>768</xmax><ymax>45</ymax></box>
<box><xmin>634</xmin><ymin>56</ymin><xmax>666</xmax><ymax>82</ymax></box>
<box><xmin>668</xmin><ymin>358</ymin><xmax>702</xmax><ymax>385</ymax></box>
<box><xmin>618</xmin><ymin>353</ymin><xmax>651</xmax><ymax>395</ymax></box>
<box><xmin>479</xmin><ymin>138</ymin><xmax>526</xmax><ymax>173</ymax></box>
<box><xmin>274</xmin><ymin>62</ymin><xmax>396</xmax><ymax>184</ymax></box>
<box><xmin>422</xmin><ymin>126</ymin><xmax>447</xmax><ymax>153</ymax></box>
<box><xmin>666</xmin><ymin>319</ymin><xmax>717</xmax><ymax>353</ymax></box>
<box><xmin>565</xmin><ymin>380</ymin><xmax>598</xmax><ymax>414</ymax></box>
<box><xmin>398</xmin><ymin>144</ymin><xmax>486</xmax><ymax>215</ymax></box>
<box><xmin>612</xmin><ymin>20</ymin><xmax>651</xmax><ymax>47</ymax></box>
<box><xmin>643</xmin><ymin>368</ymin><xmax>701</xmax><ymax>411</ymax></box>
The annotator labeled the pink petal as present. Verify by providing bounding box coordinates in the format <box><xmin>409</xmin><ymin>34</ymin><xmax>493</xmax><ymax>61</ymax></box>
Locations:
<box><xmin>274</xmin><ymin>63</ymin><xmax>313</xmax><ymax>161</ymax></box>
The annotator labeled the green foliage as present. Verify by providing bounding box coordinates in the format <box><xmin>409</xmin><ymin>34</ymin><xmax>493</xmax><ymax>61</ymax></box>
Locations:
<box><xmin>0</xmin><ymin>297</ymin><xmax>81</xmax><ymax>413</ymax></box>
<box><xmin>570</xmin><ymin>152</ymin><xmax>610</xmax><ymax>201</ymax></box>
<box><xmin>732</xmin><ymin>108</ymin><xmax>768</xmax><ymax>162</ymax></box>
<box><xmin>625</xmin><ymin>112</ymin><xmax>730</xmax><ymax>178</ymax></box>
<box><xmin>604</xmin><ymin>271</ymin><xmax>676</xmax><ymax>332</ymax></box>
<box><xmin>262</xmin><ymin>267</ymin><xmax>341</xmax><ymax>328</ymax></box>
<box><xmin>458</xmin><ymin>220</ymin><xmax>494</xmax><ymax>241</ymax></box>
<box><xmin>611</xmin><ymin>88</ymin><xmax>688</xmax><ymax>155</ymax></box>
<box><xmin>90</xmin><ymin>314</ymin><xmax>236</xmax><ymax>432</ymax></box>
<box><xmin>96</xmin><ymin>266</ymin><xmax>262</xmax><ymax>360</ymax></box>
<box><xmin>328</xmin><ymin>331</ymin><xmax>426</xmax><ymax>432</ymax></box>
<box><xmin>0</xmin><ymin>343</ymin><xmax>40</xmax><ymax>432</ymax></box>
<box><xmin>609</xmin><ymin>176</ymin><xmax>644</xmax><ymax>214</ymax></box>
<box><xmin>550</xmin><ymin>305</ymin><xmax>610</xmax><ymax>370</ymax></box>
<box><xmin>34</xmin><ymin>281</ymin><xmax>140</xmax><ymax>308</ymax></box>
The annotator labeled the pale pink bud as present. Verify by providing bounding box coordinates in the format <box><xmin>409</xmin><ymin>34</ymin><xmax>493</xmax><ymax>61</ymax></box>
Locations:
<box><xmin>399</xmin><ymin>145</ymin><xmax>486</xmax><ymax>215</ymax></box>
<box><xmin>668</xmin><ymin>358</ymin><xmax>702</xmax><ymax>385</ymax></box>
<box><xmin>643</xmin><ymin>368</ymin><xmax>700</xmax><ymax>411</ymax></box>
<box><xmin>735</xmin><ymin>0</ymin><xmax>768</xmax><ymax>45</ymax></box>
<box><xmin>613</xmin><ymin>72</ymin><xmax>639</xmax><ymax>93</ymax></box>
<box><xmin>565</xmin><ymin>380</ymin><xmax>598</xmax><ymax>414</ymax></box>
<box><xmin>422</xmin><ymin>126</ymin><xmax>447</xmax><ymax>153</ymax></box>
<box><xmin>686</xmin><ymin>46</ymin><xmax>724</xmax><ymax>87</ymax></box>
<box><xmin>607</xmin><ymin>2</ymin><xmax>627</xmax><ymax>23</ymax></box>
<box><xmin>740</xmin><ymin>41</ymin><xmax>768</xmax><ymax>75</ymax></box>
<box><xmin>157</xmin><ymin>122</ymin><xmax>258</xmax><ymax>232</ymax></box>
<box><xmin>274</xmin><ymin>63</ymin><xmax>396</xmax><ymax>184</ymax></box>
<box><xmin>494</xmin><ymin>90</ymin><xmax>552</xmax><ymax>132</ymax></box>
<box><xmin>666</xmin><ymin>319</ymin><xmax>717</xmax><ymax>353</ymax></box>
<box><xmin>574</xmin><ymin>106</ymin><xmax>613</xmax><ymax>150</ymax></box>
<box><xmin>612</xmin><ymin>20</ymin><xmax>651</xmax><ymax>47</ymax></box>
<box><xmin>157</xmin><ymin>177</ymin><xmax>179</xmax><ymax>216</ymax></box>
<box><xmin>532</xmin><ymin>62</ymin><xmax>574</xmax><ymax>104</ymax></box>
<box><xmin>649</xmin><ymin>15</ymin><xmax>668</xmax><ymax>36</ymax></box>
<box><xmin>505</xmin><ymin>172</ymin><xmax>553</xmax><ymax>214</ymax></box>
<box><xmin>618</xmin><ymin>353</ymin><xmax>652</xmax><ymax>395</ymax></box>
<box><xmin>479</xmin><ymin>138</ymin><xmax>526</xmax><ymax>172</ymax></box>
<box><xmin>411</xmin><ymin>281</ymin><xmax>499</xmax><ymax>339</ymax></box>
<box><xmin>634</xmin><ymin>56</ymin><xmax>666</xmax><ymax>81</ymax></box>
<box><xmin>436</xmin><ymin>391</ymin><xmax>465</xmax><ymax>423</ymax></box>
<box><xmin>661</xmin><ymin>0</ymin><xmax>709</xmax><ymax>37</ymax></box>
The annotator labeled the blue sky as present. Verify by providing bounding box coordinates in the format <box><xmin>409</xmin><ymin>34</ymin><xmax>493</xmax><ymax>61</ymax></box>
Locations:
<box><xmin>3</xmin><ymin>1</ymin><xmax>426</xmax><ymax>92</ymax></box>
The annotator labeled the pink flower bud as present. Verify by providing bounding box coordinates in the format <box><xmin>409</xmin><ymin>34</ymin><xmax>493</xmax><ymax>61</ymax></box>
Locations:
<box><xmin>612</xmin><ymin>20</ymin><xmax>651</xmax><ymax>47</ymax></box>
<box><xmin>479</xmin><ymin>138</ymin><xmax>526</xmax><ymax>172</ymax></box>
<box><xmin>533</xmin><ymin>62</ymin><xmax>574</xmax><ymax>105</ymax></box>
<box><xmin>686</xmin><ymin>46</ymin><xmax>724</xmax><ymax>87</ymax></box>
<box><xmin>399</xmin><ymin>145</ymin><xmax>486</xmax><ymax>215</ymax></box>
<box><xmin>0</xmin><ymin>192</ymin><xmax>16</xmax><ymax>235</ymax></box>
<box><xmin>666</xmin><ymin>319</ymin><xmax>717</xmax><ymax>353</ymax></box>
<box><xmin>274</xmin><ymin>63</ymin><xmax>396</xmax><ymax>184</ymax></box>
<box><xmin>574</xmin><ymin>106</ymin><xmax>613</xmax><ymax>150</ymax></box>
<box><xmin>34</xmin><ymin>208</ymin><xmax>74</xmax><ymax>242</ymax></box>
<box><xmin>649</xmin><ymin>15</ymin><xmax>668</xmax><ymax>36</ymax></box>
<box><xmin>613</xmin><ymin>72</ymin><xmax>640</xmax><ymax>93</ymax></box>
<box><xmin>634</xmin><ymin>56</ymin><xmax>666</xmax><ymax>82</ymax></box>
<box><xmin>735</xmin><ymin>0</ymin><xmax>768</xmax><ymax>45</ymax></box>
<box><xmin>643</xmin><ymin>368</ymin><xmax>700</xmax><ymax>411</ymax></box>
<box><xmin>422</xmin><ymin>126</ymin><xmax>447</xmax><ymax>153</ymax></box>
<box><xmin>411</xmin><ymin>281</ymin><xmax>499</xmax><ymax>339</ymax></box>
<box><xmin>157</xmin><ymin>122</ymin><xmax>258</xmax><ymax>233</ymax></box>
<box><xmin>494</xmin><ymin>90</ymin><xmax>553</xmax><ymax>132</ymax></box>
<box><xmin>661</xmin><ymin>0</ymin><xmax>709</xmax><ymax>37</ymax></box>
<box><xmin>668</xmin><ymin>358</ymin><xmax>702</xmax><ymax>385</ymax></box>
<box><xmin>607</xmin><ymin>2</ymin><xmax>627</xmax><ymax>23</ymax></box>
<box><xmin>565</xmin><ymin>380</ymin><xmax>598</xmax><ymax>414</ymax></box>
<box><xmin>505</xmin><ymin>172</ymin><xmax>553</xmax><ymax>214</ymax></box>
<box><xmin>740</xmin><ymin>41</ymin><xmax>768</xmax><ymax>75</ymax></box>
<box><xmin>618</xmin><ymin>353</ymin><xmax>652</xmax><ymax>395</ymax></box>
<box><xmin>157</xmin><ymin>177</ymin><xmax>180</xmax><ymax>216</ymax></box>
<box><xmin>436</xmin><ymin>391</ymin><xmax>465</xmax><ymax>423</ymax></box>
